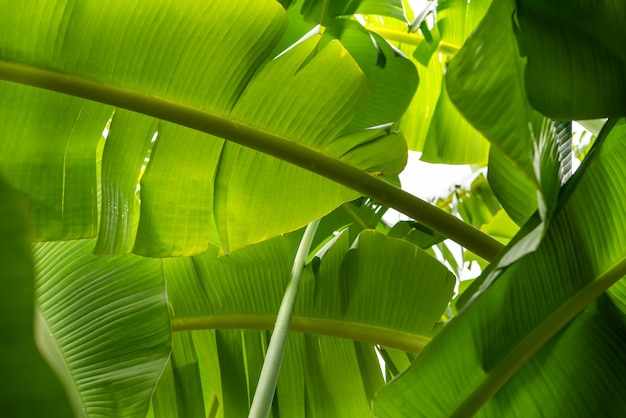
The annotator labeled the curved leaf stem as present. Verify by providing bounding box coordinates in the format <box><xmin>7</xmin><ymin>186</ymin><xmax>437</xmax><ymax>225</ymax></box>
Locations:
<box><xmin>0</xmin><ymin>61</ymin><xmax>504</xmax><ymax>261</ymax></box>
<box><xmin>249</xmin><ymin>219</ymin><xmax>320</xmax><ymax>418</ymax></box>
<box><xmin>449</xmin><ymin>256</ymin><xmax>626</xmax><ymax>417</ymax></box>
<box><xmin>171</xmin><ymin>315</ymin><xmax>430</xmax><ymax>354</ymax></box>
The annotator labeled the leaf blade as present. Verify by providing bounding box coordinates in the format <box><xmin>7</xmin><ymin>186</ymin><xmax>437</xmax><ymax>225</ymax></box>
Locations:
<box><xmin>374</xmin><ymin>120</ymin><xmax>626</xmax><ymax>417</ymax></box>
<box><xmin>34</xmin><ymin>239</ymin><xmax>171</xmax><ymax>417</ymax></box>
<box><xmin>0</xmin><ymin>174</ymin><xmax>73</xmax><ymax>417</ymax></box>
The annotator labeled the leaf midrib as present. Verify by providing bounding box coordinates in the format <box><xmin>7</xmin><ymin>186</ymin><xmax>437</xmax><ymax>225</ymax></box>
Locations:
<box><xmin>449</xmin><ymin>256</ymin><xmax>626</xmax><ymax>418</ymax></box>
<box><xmin>170</xmin><ymin>314</ymin><xmax>431</xmax><ymax>354</ymax></box>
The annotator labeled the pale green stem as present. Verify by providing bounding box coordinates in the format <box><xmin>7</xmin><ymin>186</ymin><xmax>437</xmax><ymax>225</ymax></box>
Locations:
<box><xmin>248</xmin><ymin>220</ymin><xmax>320</xmax><ymax>418</ymax></box>
<box><xmin>0</xmin><ymin>61</ymin><xmax>504</xmax><ymax>261</ymax></box>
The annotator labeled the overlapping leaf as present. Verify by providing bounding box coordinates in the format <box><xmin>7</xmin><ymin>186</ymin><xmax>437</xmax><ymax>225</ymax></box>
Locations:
<box><xmin>421</xmin><ymin>81</ymin><xmax>489</xmax><ymax>164</ymax></box>
<box><xmin>0</xmin><ymin>85</ymin><xmax>111</xmax><ymax>241</ymax></box>
<box><xmin>418</xmin><ymin>0</ymin><xmax>491</xmax><ymax>163</ymax></box>
<box><xmin>299</xmin><ymin>0</ymin><xmax>405</xmax><ymax>22</ymax></box>
<box><xmin>516</xmin><ymin>0</ymin><xmax>626</xmax><ymax>119</ymax></box>
<box><xmin>0</xmin><ymin>175</ymin><xmax>73</xmax><ymax>417</ymax></box>
<box><xmin>0</xmin><ymin>0</ymin><xmax>411</xmax><ymax>257</ymax></box>
<box><xmin>398</xmin><ymin>51</ymin><xmax>442</xmax><ymax>151</ymax></box>
<box><xmin>375</xmin><ymin>120</ymin><xmax>626</xmax><ymax>417</ymax></box>
<box><xmin>323</xmin><ymin>20</ymin><xmax>419</xmax><ymax>135</ymax></box>
<box><xmin>372</xmin><ymin>0</ymin><xmax>493</xmax><ymax>160</ymax></box>
<box><xmin>33</xmin><ymin>239</ymin><xmax>171</xmax><ymax>417</ymax></box>
<box><xmin>163</xmin><ymin>229</ymin><xmax>454</xmax><ymax>416</ymax></box>
<box><xmin>446</xmin><ymin>0</ymin><xmax>564</xmax><ymax>226</ymax></box>
<box><xmin>151</xmin><ymin>333</ymin><xmax>206</xmax><ymax>418</ymax></box>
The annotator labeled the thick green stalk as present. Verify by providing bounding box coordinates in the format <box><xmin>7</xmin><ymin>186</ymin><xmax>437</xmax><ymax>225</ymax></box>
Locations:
<box><xmin>0</xmin><ymin>61</ymin><xmax>504</xmax><ymax>261</ymax></box>
<box><xmin>248</xmin><ymin>220</ymin><xmax>320</xmax><ymax>418</ymax></box>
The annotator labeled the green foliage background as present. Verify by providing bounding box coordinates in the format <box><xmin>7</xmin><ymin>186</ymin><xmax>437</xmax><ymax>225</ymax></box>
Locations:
<box><xmin>1</xmin><ymin>0</ymin><xmax>625</xmax><ymax>417</ymax></box>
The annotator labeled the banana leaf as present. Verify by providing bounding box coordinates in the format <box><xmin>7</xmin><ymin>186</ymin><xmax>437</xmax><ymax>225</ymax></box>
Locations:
<box><xmin>0</xmin><ymin>175</ymin><xmax>73</xmax><ymax>417</ymax></box>
<box><xmin>374</xmin><ymin>119</ymin><xmax>626</xmax><ymax>417</ymax></box>
<box><xmin>0</xmin><ymin>0</ymin><xmax>413</xmax><ymax>257</ymax></box>
<box><xmin>163</xmin><ymin>229</ymin><xmax>455</xmax><ymax>416</ymax></box>
<box><xmin>446</xmin><ymin>0</ymin><xmax>565</xmax><ymax>227</ymax></box>
<box><xmin>33</xmin><ymin>239</ymin><xmax>171</xmax><ymax>417</ymax></box>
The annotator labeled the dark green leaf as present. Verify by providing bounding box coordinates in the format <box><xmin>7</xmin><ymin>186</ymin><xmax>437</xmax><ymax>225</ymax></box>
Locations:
<box><xmin>516</xmin><ymin>0</ymin><xmax>626</xmax><ymax>119</ymax></box>
<box><xmin>375</xmin><ymin>119</ymin><xmax>626</xmax><ymax>417</ymax></box>
<box><xmin>0</xmin><ymin>174</ymin><xmax>73</xmax><ymax>417</ymax></box>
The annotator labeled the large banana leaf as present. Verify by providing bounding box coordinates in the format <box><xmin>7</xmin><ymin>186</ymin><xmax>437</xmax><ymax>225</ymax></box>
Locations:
<box><xmin>421</xmin><ymin>81</ymin><xmax>489</xmax><ymax>164</ymax></box>
<box><xmin>0</xmin><ymin>0</ymin><xmax>412</xmax><ymax>257</ymax></box>
<box><xmin>374</xmin><ymin>119</ymin><xmax>626</xmax><ymax>416</ymax></box>
<box><xmin>322</xmin><ymin>19</ymin><xmax>419</xmax><ymax>135</ymax></box>
<box><xmin>445</xmin><ymin>0</ymin><xmax>565</xmax><ymax>226</ymax></box>
<box><xmin>365</xmin><ymin>0</ymin><xmax>493</xmax><ymax>161</ymax></box>
<box><xmin>161</xmin><ymin>229</ymin><xmax>455</xmax><ymax>416</ymax></box>
<box><xmin>150</xmin><ymin>332</ymin><xmax>206</xmax><ymax>418</ymax></box>
<box><xmin>0</xmin><ymin>175</ymin><xmax>73</xmax><ymax>417</ymax></box>
<box><xmin>33</xmin><ymin>239</ymin><xmax>171</xmax><ymax>417</ymax></box>
<box><xmin>26</xmin><ymin>223</ymin><xmax>454</xmax><ymax>417</ymax></box>
<box><xmin>168</xmin><ymin>230</ymin><xmax>454</xmax><ymax>350</ymax></box>
<box><xmin>7</xmin><ymin>1</ymin><xmax>619</xmax><ymax>417</ymax></box>
<box><xmin>397</xmin><ymin>48</ymin><xmax>442</xmax><ymax>151</ymax></box>
<box><xmin>299</xmin><ymin>0</ymin><xmax>405</xmax><ymax>22</ymax></box>
<box><xmin>0</xmin><ymin>86</ymin><xmax>110</xmax><ymax>241</ymax></box>
<box><xmin>419</xmin><ymin>0</ymin><xmax>491</xmax><ymax>164</ymax></box>
<box><xmin>173</xmin><ymin>330</ymin><xmax>382</xmax><ymax>418</ymax></box>
<box><xmin>516</xmin><ymin>0</ymin><xmax>626</xmax><ymax>119</ymax></box>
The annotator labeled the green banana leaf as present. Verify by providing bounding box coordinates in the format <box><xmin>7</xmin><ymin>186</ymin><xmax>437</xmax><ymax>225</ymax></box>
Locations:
<box><xmin>7</xmin><ymin>1</ymin><xmax>622</xmax><ymax>417</ymax></box>
<box><xmin>162</xmin><ymin>229</ymin><xmax>455</xmax><ymax>416</ymax></box>
<box><xmin>33</xmin><ymin>239</ymin><xmax>171</xmax><ymax>417</ymax></box>
<box><xmin>370</xmin><ymin>0</ymin><xmax>493</xmax><ymax>160</ymax></box>
<box><xmin>0</xmin><ymin>175</ymin><xmax>73</xmax><ymax>417</ymax></box>
<box><xmin>322</xmin><ymin>19</ymin><xmax>419</xmax><ymax>135</ymax></box>
<box><xmin>273</xmin><ymin>5</ymin><xmax>420</xmax><ymax>139</ymax></box>
<box><xmin>479</xmin><ymin>209</ymin><xmax>519</xmax><ymax>246</ymax></box>
<box><xmin>398</xmin><ymin>49</ymin><xmax>443</xmax><ymax>151</ymax></box>
<box><xmin>300</xmin><ymin>0</ymin><xmax>405</xmax><ymax>22</ymax></box>
<box><xmin>374</xmin><ymin>119</ymin><xmax>626</xmax><ymax>417</ymax></box>
<box><xmin>445</xmin><ymin>0</ymin><xmax>565</xmax><ymax>226</ymax></box>
<box><xmin>421</xmin><ymin>81</ymin><xmax>489</xmax><ymax>164</ymax></box>
<box><xmin>486</xmin><ymin>148</ymin><xmax>537</xmax><ymax>224</ymax></box>
<box><xmin>387</xmin><ymin>221</ymin><xmax>446</xmax><ymax>249</ymax></box>
<box><xmin>516</xmin><ymin>0</ymin><xmax>626</xmax><ymax>119</ymax></box>
<box><xmin>0</xmin><ymin>0</ymin><xmax>412</xmax><ymax>257</ymax></box>
<box><xmin>170</xmin><ymin>330</ymin><xmax>382</xmax><ymax>418</ymax></box>
<box><xmin>437</xmin><ymin>0</ymin><xmax>492</xmax><ymax>46</ymax></box>
<box><xmin>419</xmin><ymin>0</ymin><xmax>491</xmax><ymax>164</ymax></box>
<box><xmin>311</xmin><ymin>196</ymin><xmax>393</xmax><ymax>252</ymax></box>
<box><xmin>151</xmin><ymin>332</ymin><xmax>206</xmax><ymax>418</ymax></box>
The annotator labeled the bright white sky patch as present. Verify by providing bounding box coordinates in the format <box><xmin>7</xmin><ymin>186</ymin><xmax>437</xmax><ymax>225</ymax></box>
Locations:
<box><xmin>400</xmin><ymin>151</ymin><xmax>473</xmax><ymax>199</ymax></box>
<box><xmin>383</xmin><ymin>151</ymin><xmax>473</xmax><ymax>224</ymax></box>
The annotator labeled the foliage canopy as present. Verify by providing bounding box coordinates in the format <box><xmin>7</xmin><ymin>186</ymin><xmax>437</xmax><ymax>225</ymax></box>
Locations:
<box><xmin>1</xmin><ymin>0</ymin><xmax>626</xmax><ymax>417</ymax></box>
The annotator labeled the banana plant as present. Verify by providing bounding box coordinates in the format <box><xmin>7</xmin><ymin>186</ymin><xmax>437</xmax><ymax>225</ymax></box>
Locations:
<box><xmin>1</xmin><ymin>0</ymin><xmax>626</xmax><ymax>417</ymax></box>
